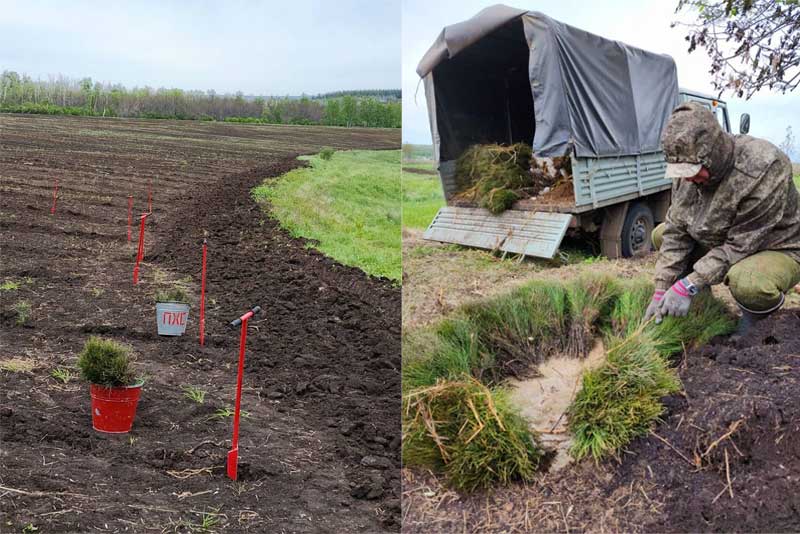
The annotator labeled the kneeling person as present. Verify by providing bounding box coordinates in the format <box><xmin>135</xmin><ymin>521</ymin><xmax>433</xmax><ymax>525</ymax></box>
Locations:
<box><xmin>645</xmin><ymin>102</ymin><xmax>800</xmax><ymax>334</ymax></box>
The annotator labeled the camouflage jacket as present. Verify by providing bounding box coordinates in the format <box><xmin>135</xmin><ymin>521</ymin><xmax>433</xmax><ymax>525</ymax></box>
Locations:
<box><xmin>655</xmin><ymin>103</ymin><xmax>800</xmax><ymax>291</ymax></box>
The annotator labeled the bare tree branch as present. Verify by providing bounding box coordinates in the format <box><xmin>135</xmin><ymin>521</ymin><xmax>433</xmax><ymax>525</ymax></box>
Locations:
<box><xmin>675</xmin><ymin>0</ymin><xmax>800</xmax><ymax>98</ymax></box>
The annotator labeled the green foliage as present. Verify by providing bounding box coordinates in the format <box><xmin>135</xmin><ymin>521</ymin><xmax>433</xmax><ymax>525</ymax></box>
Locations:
<box><xmin>404</xmin><ymin>278</ymin><xmax>620</xmax><ymax>391</ymax></box>
<box><xmin>565</xmin><ymin>275</ymin><xmax>620</xmax><ymax>357</ymax></box>
<box><xmin>403</xmin><ymin>377</ymin><xmax>543</xmax><ymax>491</ymax></box>
<box><xmin>13</xmin><ymin>300</ymin><xmax>31</xmax><ymax>326</ymax></box>
<box><xmin>0</xmin><ymin>69</ymin><xmax>399</xmax><ymax>128</ymax></box>
<box><xmin>454</xmin><ymin>143</ymin><xmax>533</xmax><ymax>214</ymax></box>
<box><xmin>568</xmin><ymin>329</ymin><xmax>681</xmax><ymax>461</ymax></box>
<box><xmin>77</xmin><ymin>336</ymin><xmax>137</xmax><ymax>387</ymax></box>
<box><xmin>403</xmin><ymin>275</ymin><xmax>736</xmax><ymax>488</ymax></box>
<box><xmin>155</xmin><ymin>286</ymin><xmax>189</xmax><ymax>304</ymax></box>
<box><xmin>484</xmin><ymin>188</ymin><xmax>519</xmax><ymax>213</ymax></box>
<box><xmin>402</xmin><ymin>165</ymin><xmax>444</xmax><ymax>230</ymax></box>
<box><xmin>211</xmin><ymin>407</ymin><xmax>234</xmax><ymax>419</ymax></box>
<box><xmin>0</xmin><ymin>103</ymin><xmax>93</xmax><ymax>116</ymax></box>
<box><xmin>51</xmin><ymin>367</ymin><xmax>73</xmax><ymax>384</ymax></box>
<box><xmin>0</xmin><ymin>280</ymin><xmax>19</xmax><ymax>291</ymax></box>
<box><xmin>182</xmin><ymin>385</ymin><xmax>206</xmax><ymax>404</ymax></box>
<box><xmin>209</xmin><ymin>406</ymin><xmax>250</xmax><ymax>420</ymax></box>
<box><xmin>319</xmin><ymin>147</ymin><xmax>335</xmax><ymax>161</ymax></box>
<box><xmin>568</xmin><ymin>288</ymin><xmax>736</xmax><ymax>461</ymax></box>
<box><xmin>252</xmin><ymin>150</ymin><xmax>401</xmax><ymax>281</ymax></box>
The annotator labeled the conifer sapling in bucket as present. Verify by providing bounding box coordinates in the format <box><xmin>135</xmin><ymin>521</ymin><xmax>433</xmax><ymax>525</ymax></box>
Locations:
<box><xmin>78</xmin><ymin>336</ymin><xmax>143</xmax><ymax>433</ymax></box>
<box><xmin>155</xmin><ymin>286</ymin><xmax>190</xmax><ymax>336</ymax></box>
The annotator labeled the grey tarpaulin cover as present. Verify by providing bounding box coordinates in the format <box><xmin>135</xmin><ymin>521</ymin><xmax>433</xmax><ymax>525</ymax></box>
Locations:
<box><xmin>418</xmin><ymin>4</ymin><xmax>680</xmax><ymax>161</ymax></box>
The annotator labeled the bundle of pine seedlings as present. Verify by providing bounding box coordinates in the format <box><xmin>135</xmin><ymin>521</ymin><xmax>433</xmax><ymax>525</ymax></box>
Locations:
<box><xmin>402</xmin><ymin>276</ymin><xmax>618</xmax><ymax>489</ymax></box>
<box><xmin>453</xmin><ymin>143</ymin><xmax>533</xmax><ymax>214</ymax></box>
<box><xmin>403</xmin><ymin>275</ymin><xmax>736</xmax><ymax>490</ymax></box>
<box><xmin>568</xmin><ymin>289</ymin><xmax>736</xmax><ymax>461</ymax></box>
<box><xmin>403</xmin><ymin>281</ymin><xmax>577</xmax><ymax>390</ymax></box>
<box><xmin>402</xmin><ymin>376</ymin><xmax>544</xmax><ymax>491</ymax></box>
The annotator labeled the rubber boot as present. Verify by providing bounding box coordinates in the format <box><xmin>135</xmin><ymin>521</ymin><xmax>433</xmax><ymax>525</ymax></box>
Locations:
<box><xmin>732</xmin><ymin>293</ymin><xmax>784</xmax><ymax>339</ymax></box>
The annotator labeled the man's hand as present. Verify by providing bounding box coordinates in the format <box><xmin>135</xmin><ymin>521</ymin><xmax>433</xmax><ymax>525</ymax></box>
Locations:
<box><xmin>644</xmin><ymin>290</ymin><xmax>665</xmax><ymax>322</ymax></box>
<box><xmin>657</xmin><ymin>279</ymin><xmax>694</xmax><ymax>322</ymax></box>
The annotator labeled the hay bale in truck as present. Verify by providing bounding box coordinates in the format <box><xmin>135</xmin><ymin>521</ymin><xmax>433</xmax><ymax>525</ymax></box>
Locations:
<box><xmin>418</xmin><ymin>4</ymin><xmax>745</xmax><ymax>259</ymax></box>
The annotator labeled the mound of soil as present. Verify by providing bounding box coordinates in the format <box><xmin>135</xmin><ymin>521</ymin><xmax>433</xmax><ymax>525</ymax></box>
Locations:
<box><xmin>403</xmin><ymin>310</ymin><xmax>800</xmax><ymax>532</ymax></box>
<box><xmin>617</xmin><ymin>309</ymin><xmax>800</xmax><ymax>532</ymax></box>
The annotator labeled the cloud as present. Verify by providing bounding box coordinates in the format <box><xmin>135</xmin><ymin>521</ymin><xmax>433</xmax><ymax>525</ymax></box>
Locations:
<box><xmin>0</xmin><ymin>0</ymin><xmax>400</xmax><ymax>95</ymax></box>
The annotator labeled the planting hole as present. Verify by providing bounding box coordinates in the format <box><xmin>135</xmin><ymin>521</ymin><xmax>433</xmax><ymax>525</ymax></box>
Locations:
<box><xmin>508</xmin><ymin>340</ymin><xmax>606</xmax><ymax>471</ymax></box>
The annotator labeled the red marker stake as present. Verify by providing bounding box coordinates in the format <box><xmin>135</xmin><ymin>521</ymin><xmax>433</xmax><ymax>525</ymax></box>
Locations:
<box><xmin>127</xmin><ymin>196</ymin><xmax>133</xmax><ymax>242</ymax></box>
<box><xmin>199</xmin><ymin>239</ymin><xmax>207</xmax><ymax>347</ymax></box>
<box><xmin>132</xmin><ymin>213</ymin><xmax>149</xmax><ymax>285</ymax></box>
<box><xmin>227</xmin><ymin>305</ymin><xmax>262</xmax><ymax>481</ymax></box>
<box><xmin>50</xmin><ymin>178</ymin><xmax>59</xmax><ymax>215</ymax></box>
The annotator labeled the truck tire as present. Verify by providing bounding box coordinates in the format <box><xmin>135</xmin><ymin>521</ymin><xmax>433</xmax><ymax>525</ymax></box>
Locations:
<box><xmin>620</xmin><ymin>203</ymin><xmax>654</xmax><ymax>258</ymax></box>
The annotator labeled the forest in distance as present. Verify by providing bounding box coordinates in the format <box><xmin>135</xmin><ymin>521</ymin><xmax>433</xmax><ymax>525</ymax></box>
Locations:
<box><xmin>0</xmin><ymin>71</ymin><xmax>401</xmax><ymax>128</ymax></box>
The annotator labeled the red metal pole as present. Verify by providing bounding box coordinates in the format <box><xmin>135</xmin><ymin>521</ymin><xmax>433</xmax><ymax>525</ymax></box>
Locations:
<box><xmin>127</xmin><ymin>196</ymin><xmax>133</xmax><ymax>242</ymax></box>
<box><xmin>50</xmin><ymin>178</ymin><xmax>59</xmax><ymax>215</ymax></box>
<box><xmin>229</xmin><ymin>317</ymin><xmax>248</xmax><ymax>478</ymax></box>
<box><xmin>133</xmin><ymin>213</ymin><xmax>147</xmax><ymax>285</ymax></box>
<box><xmin>199</xmin><ymin>239</ymin><xmax>207</xmax><ymax>347</ymax></box>
<box><xmin>226</xmin><ymin>305</ymin><xmax>261</xmax><ymax>481</ymax></box>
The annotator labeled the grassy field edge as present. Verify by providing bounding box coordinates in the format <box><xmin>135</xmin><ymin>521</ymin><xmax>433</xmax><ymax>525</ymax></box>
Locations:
<box><xmin>253</xmin><ymin>149</ymin><xmax>401</xmax><ymax>282</ymax></box>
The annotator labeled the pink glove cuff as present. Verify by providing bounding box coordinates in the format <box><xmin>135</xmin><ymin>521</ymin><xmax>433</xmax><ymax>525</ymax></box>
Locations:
<box><xmin>670</xmin><ymin>279</ymin><xmax>690</xmax><ymax>297</ymax></box>
<box><xmin>653</xmin><ymin>290</ymin><xmax>665</xmax><ymax>301</ymax></box>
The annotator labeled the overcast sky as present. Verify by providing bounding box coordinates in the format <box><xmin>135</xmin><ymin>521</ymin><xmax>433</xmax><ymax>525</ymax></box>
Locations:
<box><xmin>402</xmin><ymin>0</ymin><xmax>800</xmax><ymax>156</ymax></box>
<box><xmin>0</xmin><ymin>0</ymin><xmax>400</xmax><ymax>95</ymax></box>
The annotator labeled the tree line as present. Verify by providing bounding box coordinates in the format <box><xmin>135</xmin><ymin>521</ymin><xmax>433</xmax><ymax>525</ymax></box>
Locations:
<box><xmin>0</xmin><ymin>71</ymin><xmax>400</xmax><ymax>128</ymax></box>
<box><xmin>313</xmin><ymin>89</ymin><xmax>401</xmax><ymax>101</ymax></box>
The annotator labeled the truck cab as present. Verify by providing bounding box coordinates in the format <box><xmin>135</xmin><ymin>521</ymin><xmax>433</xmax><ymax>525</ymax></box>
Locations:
<box><xmin>679</xmin><ymin>89</ymin><xmax>732</xmax><ymax>134</ymax></box>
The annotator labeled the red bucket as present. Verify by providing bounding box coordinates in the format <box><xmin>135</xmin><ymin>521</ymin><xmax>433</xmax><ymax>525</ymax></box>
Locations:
<box><xmin>90</xmin><ymin>383</ymin><xmax>143</xmax><ymax>433</ymax></box>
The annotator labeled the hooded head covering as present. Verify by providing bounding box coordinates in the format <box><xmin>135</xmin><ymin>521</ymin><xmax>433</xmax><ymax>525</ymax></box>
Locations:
<box><xmin>661</xmin><ymin>101</ymin><xmax>734</xmax><ymax>183</ymax></box>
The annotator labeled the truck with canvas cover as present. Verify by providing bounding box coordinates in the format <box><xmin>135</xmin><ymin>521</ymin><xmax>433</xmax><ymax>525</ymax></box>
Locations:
<box><xmin>418</xmin><ymin>4</ymin><xmax>745</xmax><ymax>259</ymax></box>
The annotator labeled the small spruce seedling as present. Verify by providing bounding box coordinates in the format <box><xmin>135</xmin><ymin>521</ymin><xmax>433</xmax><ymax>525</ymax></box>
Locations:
<box><xmin>182</xmin><ymin>385</ymin><xmax>206</xmax><ymax>404</ymax></box>
<box><xmin>155</xmin><ymin>286</ymin><xmax>190</xmax><ymax>304</ymax></box>
<box><xmin>13</xmin><ymin>300</ymin><xmax>31</xmax><ymax>326</ymax></box>
<box><xmin>0</xmin><ymin>280</ymin><xmax>19</xmax><ymax>291</ymax></box>
<box><xmin>77</xmin><ymin>336</ymin><xmax>137</xmax><ymax>387</ymax></box>
<box><xmin>51</xmin><ymin>367</ymin><xmax>73</xmax><ymax>383</ymax></box>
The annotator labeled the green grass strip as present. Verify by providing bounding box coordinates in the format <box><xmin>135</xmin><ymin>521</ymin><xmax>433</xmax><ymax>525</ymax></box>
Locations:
<box><xmin>253</xmin><ymin>149</ymin><xmax>401</xmax><ymax>282</ymax></box>
<box><xmin>401</xmin><ymin>167</ymin><xmax>444</xmax><ymax>230</ymax></box>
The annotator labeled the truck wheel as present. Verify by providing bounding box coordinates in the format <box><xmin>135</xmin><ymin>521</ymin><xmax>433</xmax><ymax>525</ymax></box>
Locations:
<box><xmin>620</xmin><ymin>203</ymin><xmax>654</xmax><ymax>258</ymax></box>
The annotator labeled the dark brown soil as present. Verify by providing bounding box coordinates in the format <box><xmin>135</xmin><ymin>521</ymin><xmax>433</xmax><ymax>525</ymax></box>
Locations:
<box><xmin>618</xmin><ymin>309</ymin><xmax>800</xmax><ymax>532</ymax></box>
<box><xmin>0</xmin><ymin>114</ymin><xmax>400</xmax><ymax>533</ymax></box>
<box><xmin>403</xmin><ymin>310</ymin><xmax>800</xmax><ymax>532</ymax></box>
